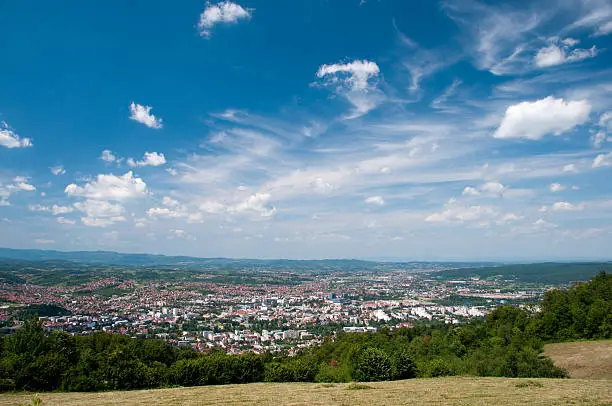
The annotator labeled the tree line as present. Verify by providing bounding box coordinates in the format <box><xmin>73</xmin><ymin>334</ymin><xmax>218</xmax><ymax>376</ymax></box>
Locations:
<box><xmin>0</xmin><ymin>271</ymin><xmax>609</xmax><ymax>392</ymax></box>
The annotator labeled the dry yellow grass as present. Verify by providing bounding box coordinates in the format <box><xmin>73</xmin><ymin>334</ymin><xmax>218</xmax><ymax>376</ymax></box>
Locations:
<box><xmin>544</xmin><ymin>340</ymin><xmax>612</xmax><ymax>380</ymax></box>
<box><xmin>1</xmin><ymin>377</ymin><xmax>611</xmax><ymax>406</ymax></box>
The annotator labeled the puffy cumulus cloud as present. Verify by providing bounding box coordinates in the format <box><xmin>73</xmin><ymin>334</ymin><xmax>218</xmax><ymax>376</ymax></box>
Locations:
<box><xmin>65</xmin><ymin>171</ymin><xmax>147</xmax><ymax>200</ymax></box>
<box><xmin>50</xmin><ymin>166</ymin><xmax>66</xmax><ymax>176</ymax></box>
<box><xmin>129</xmin><ymin>102</ymin><xmax>163</xmax><ymax>129</ymax></box>
<box><xmin>198</xmin><ymin>1</ymin><xmax>252</xmax><ymax>37</ymax></box>
<box><xmin>29</xmin><ymin>204</ymin><xmax>74</xmax><ymax>215</ymax></box>
<box><xmin>592</xmin><ymin>152</ymin><xmax>612</xmax><ymax>168</ymax></box>
<box><xmin>127</xmin><ymin>152</ymin><xmax>167</xmax><ymax>168</ymax></box>
<box><xmin>425</xmin><ymin>200</ymin><xmax>498</xmax><ymax>224</ymax></box>
<box><xmin>549</xmin><ymin>182</ymin><xmax>565</xmax><ymax>192</ymax></box>
<box><xmin>552</xmin><ymin>201</ymin><xmax>585</xmax><ymax>212</ymax></box>
<box><xmin>230</xmin><ymin>192</ymin><xmax>276</xmax><ymax>217</ymax></box>
<box><xmin>12</xmin><ymin>181</ymin><xmax>36</xmax><ymax>191</ymax></box>
<box><xmin>100</xmin><ymin>150</ymin><xmax>117</xmax><ymax>163</ymax></box>
<box><xmin>534</xmin><ymin>38</ymin><xmax>598</xmax><ymax>68</ymax></box>
<box><xmin>74</xmin><ymin>199</ymin><xmax>126</xmax><ymax>227</ymax></box>
<box><xmin>315</xmin><ymin>59</ymin><xmax>383</xmax><ymax>119</ymax></box>
<box><xmin>462</xmin><ymin>181</ymin><xmax>505</xmax><ymax>197</ymax></box>
<box><xmin>0</xmin><ymin>121</ymin><xmax>32</xmax><ymax>148</ymax></box>
<box><xmin>480</xmin><ymin>181</ymin><xmax>505</xmax><ymax>196</ymax></box>
<box><xmin>494</xmin><ymin>97</ymin><xmax>591</xmax><ymax>140</ymax></box>
<box><xmin>364</xmin><ymin>195</ymin><xmax>385</xmax><ymax>206</ymax></box>
<box><xmin>462</xmin><ymin>186</ymin><xmax>480</xmax><ymax>196</ymax></box>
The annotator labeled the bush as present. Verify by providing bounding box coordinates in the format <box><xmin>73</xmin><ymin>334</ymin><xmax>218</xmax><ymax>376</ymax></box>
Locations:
<box><xmin>425</xmin><ymin>358</ymin><xmax>452</xmax><ymax>378</ymax></box>
<box><xmin>354</xmin><ymin>348</ymin><xmax>393</xmax><ymax>382</ymax></box>
<box><xmin>393</xmin><ymin>351</ymin><xmax>416</xmax><ymax>379</ymax></box>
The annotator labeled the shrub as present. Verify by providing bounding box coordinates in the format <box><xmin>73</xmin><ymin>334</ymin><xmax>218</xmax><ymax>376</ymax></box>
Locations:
<box><xmin>354</xmin><ymin>348</ymin><xmax>393</xmax><ymax>382</ymax></box>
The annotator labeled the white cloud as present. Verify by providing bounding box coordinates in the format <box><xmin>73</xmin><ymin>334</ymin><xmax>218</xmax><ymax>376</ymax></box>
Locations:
<box><xmin>364</xmin><ymin>196</ymin><xmax>385</xmax><ymax>206</ymax></box>
<box><xmin>230</xmin><ymin>192</ymin><xmax>276</xmax><ymax>217</ymax></box>
<box><xmin>29</xmin><ymin>204</ymin><xmax>74</xmax><ymax>215</ymax></box>
<box><xmin>198</xmin><ymin>1</ymin><xmax>252</xmax><ymax>37</ymax></box>
<box><xmin>74</xmin><ymin>199</ymin><xmax>126</xmax><ymax>227</ymax></box>
<box><xmin>534</xmin><ymin>39</ymin><xmax>598</xmax><ymax>68</ymax></box>
<box><xmin>50</xmin><ymin>166</ymin><xmax>66</xmax><ymax>176</ymax></box>
<box><xmin>146</xmin><ymin>207</ymin><xmax>186</xmax><ymax>219</ymax></box>
<box><xmin>480</xmin><ymin>181</ymin><xmax>505</xmax><ymax>196</ymax></box>
<box><xmin>170</xmin><ymin>229</ymin><xmax>195</xmax><ymax>240</ymax></box>
<box><xmin>57</xmin><ymin>217</ymin><xmax>76</xmax><ymax>225</ymax></box>
<box><xmin>563</xmin><ymin>164</ymin><xmax>579</xmax><ymax>173</ymax></box>
<box><xmin>593</xmin><ymin>152</ymin><xmax>612</xmax><ymax>168</ymax></box>
<box><xmin>13</xmin><ymin>182</ymin><xmax>36</xmax><ymax>191</ymax></box>
<box><xmin>497</xmin><ymin>213</ymin><xmax>522</xmax><ymax>224</ymax></box>
<box><xmin>315</xmin><ymin>59</ymin><xmax>382</xmax><ymax>119</ymax></box>
<box><xmin>0</xmin><ymin>122</ymin><xmax>32</xmax><ymax>148</ymax></box>
<box><xmin>426</xmin><ymin>203</ymin><xmax>497</xmax><ymax>224</ymax></box>
<box><xmin>595</xmin><ymin>20</ymin><xmax>612</xmax><ymax>36</ymax></box>
<box><xmin>127</xmin><ymin>152</ymin><xmax>167</xmax><ymax>167</ymax></box>
<box><xmin>591</xmin><ymin>130</ymin><xmax>607</xmax><ymax>148</ymax></box>
<box><xmin>431</xmin><ymin>79</ymin><xmax>462</xmax><ymax>109</ymax></box>
<box><xmin>549</xmin><ymin>182</ymin><xmax>565</xmax><ymax>192</ymax></box>
<box><xmin>35</xmin><ymin>239</ymin><xmax>55</xmax><ymax>245</ymax></box>
<box><xmin>166</xmin><ymin>168</ymin><xmax>178</xmax><ymax>176</ymax></box>
<box><xmin>442</xmin><ymin>0</ymin><xmax>542</xmax><ymax>75</ymax></box>
<box><xmin>599</xmin><ymin>112</ymin><xmax>612</xmax><ymax>129</ymax></box>
<box><xmin>162</xmin><ymin>196</ymin><xmax>180</xmax><ymax>207</ymax></box>
<box><xmin>532</xmin><ymin>218</ymin><xmax>557</xmax><ymax>230</ymax></box>
<box><xmin>74</xmin><ymin>199</ymin><xmax>124</xmax><ymax>218</ymax></box>
<box><xmin>65</xmin><ymin>171</ymin><xmax>148</xmax><ymax>200</ymax></box>
<box><xmin>129</xmin><ymin>102</ymin><xmax>163</xmax><ymax>129</ymax></box>
<box><xmin>462</xmin><ymin>186</ymin><xmax>480</xmax><ymax>196</ymax></box>
<box><xmin>552</xmin><ymin>201</ymin><xmax>585</xmax><ymax>212</ymax></box>
<box><xmin>494</xmin><ymin>96</ymin><xmax>591</xmax><ymax>140</ymax></box>
<box><xmin>81</xmin><ymin>217</ymin><xmax>126</xmax><ymax>228</ymax></box>
<box><xmin>100</xmin><ymin>150</ymin><xmax>117</xmax><ymax>163</ymax></box>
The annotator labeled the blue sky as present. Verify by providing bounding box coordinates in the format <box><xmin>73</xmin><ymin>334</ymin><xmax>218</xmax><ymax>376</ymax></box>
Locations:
<box><xmin>1</xmin><ymin>0</ymin><xmax>612</xmax><ymax>260</ymax></box>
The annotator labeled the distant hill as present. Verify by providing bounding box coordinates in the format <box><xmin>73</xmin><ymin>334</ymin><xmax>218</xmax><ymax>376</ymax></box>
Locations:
<box><xmin>436</xmin><ymin>262</ymin><xmax>612</xmax><ymax>284</ymax></box>
<box><xmin>0</xmin><ymin>248</ymin><xmax>484</xmax><ymax>271</ymax></box>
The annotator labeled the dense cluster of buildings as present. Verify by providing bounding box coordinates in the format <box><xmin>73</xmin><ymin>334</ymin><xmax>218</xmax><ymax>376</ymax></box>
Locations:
<box><xmin>0</xmin><ymin>269</ymin><xmax>543</xmax><ymax>353</ymax></box>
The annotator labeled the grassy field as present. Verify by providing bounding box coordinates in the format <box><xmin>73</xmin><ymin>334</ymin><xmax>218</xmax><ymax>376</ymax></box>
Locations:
<box><xmin>543</xmin><ymin>340</ymin><xmax>612</xmax><ymax>380</ymax></box>
<box><xmin>1</xmin><ymin>377</ymin><xmax>611</xmax><ymax>406</ymax></box>
<box><xmin>2</xmin><ymin>341</ymin><xmax>610</xmax><ymax>405</ymax></box>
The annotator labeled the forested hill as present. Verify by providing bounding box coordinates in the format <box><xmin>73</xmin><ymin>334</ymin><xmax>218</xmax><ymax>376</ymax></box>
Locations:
<box><xmin>436</xmin><ymin>262</ymin><xmax>612</xmax><ymax>284</ymax></box>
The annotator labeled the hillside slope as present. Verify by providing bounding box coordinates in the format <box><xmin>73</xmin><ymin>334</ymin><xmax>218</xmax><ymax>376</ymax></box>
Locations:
<box><xmin>1</xmin><ymin>377</ymin><xmax>610</xmax><ymax>406</ymax></box>
<box><xmin>544</xmin><ymin>340</ymin><xmax>612</xmax><ymax>380</ymax></box>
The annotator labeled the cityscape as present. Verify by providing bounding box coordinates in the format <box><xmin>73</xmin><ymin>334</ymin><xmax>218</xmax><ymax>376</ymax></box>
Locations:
<box><xmin>0</xmin><ymin>257</ymin><xmax>560</xmax><ymax>354</ymax></box>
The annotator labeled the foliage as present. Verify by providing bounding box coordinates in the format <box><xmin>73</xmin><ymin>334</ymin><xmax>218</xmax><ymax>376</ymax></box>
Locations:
<box><xmin>354</xmin><ymin>348</ymin><xmax>393</xmax><ymax>382</ymax></box>
<box><xmin>0</xmin><ymin>272</ymin><xmax>609</xmax><ymax>392</ymax></box>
